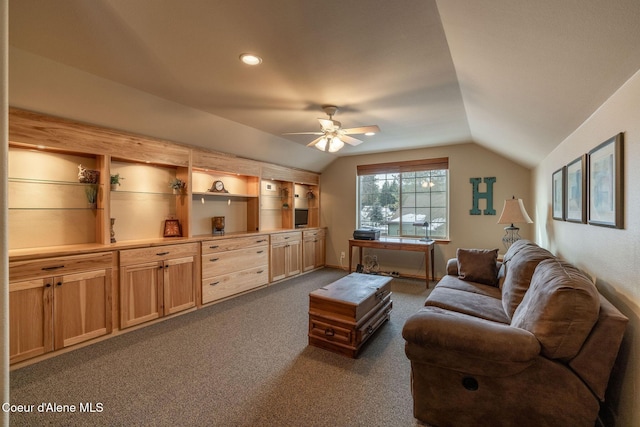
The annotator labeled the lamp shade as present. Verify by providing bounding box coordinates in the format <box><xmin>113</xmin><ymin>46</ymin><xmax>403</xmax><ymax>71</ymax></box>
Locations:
<box><xmin>497</xmin><ymin>197</ymin><xmax>533</xmax><ymax>225</ymax></box>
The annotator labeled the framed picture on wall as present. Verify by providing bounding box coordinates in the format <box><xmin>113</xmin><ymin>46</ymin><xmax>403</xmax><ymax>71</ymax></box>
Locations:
<box><xmin>565</xmin><ymin>155</ymin><xmax>587</xmax><ymax>223</ymax></box>
<box><xmin>552</xmin><ymin>167</ymin><xmax>565</xmax><ymax>220</ymax></box>
<box><xmin>588</xmin><ymin>133</ymin><xmax>624</xmax><ymax>228</ymax></box>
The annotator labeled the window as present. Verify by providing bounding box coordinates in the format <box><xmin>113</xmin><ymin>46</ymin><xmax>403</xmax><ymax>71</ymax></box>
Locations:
<box><xmin>357</xmin><ymin>158</ymin><xmax>448</xmax><ymax>239</ymax></box>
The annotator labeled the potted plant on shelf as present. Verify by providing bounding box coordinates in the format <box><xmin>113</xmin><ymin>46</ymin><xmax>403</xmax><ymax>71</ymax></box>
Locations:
<box><xmin>169</xmin><ymin>178</ymin><xmax>186</xmax><ymax>194</ymax></box>
<box><xmin>85</xmin><ymin>184</ymin><xmax>99</xmax><ymax>209</ymax></box>
<box><xmin>110</xmin><ymin>173</ymin><xmax>124</xmax><ymax>191</ymax></box>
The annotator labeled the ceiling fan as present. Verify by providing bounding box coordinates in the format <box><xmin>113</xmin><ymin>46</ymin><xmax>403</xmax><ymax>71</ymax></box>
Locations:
<box><xmin>283</xmin><ymin>105</ymin><xmax>380</xmax><ymax>153</ymax></box>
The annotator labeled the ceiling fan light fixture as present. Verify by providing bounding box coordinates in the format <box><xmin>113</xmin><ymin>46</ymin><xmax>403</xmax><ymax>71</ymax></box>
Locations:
<box><xmin>328</xmin><ymin>137</ymin><xmax>344</xmax><ymax>153</ymax></box>
<box><xmin>365</xmin><ymin>132</ymin><xmax>376</xmax><ymax>136</ymax></box>
<box><xmin>239</xmin><ymin>53</ymin><xmax>262</xmax><ymax>65</ymax></box>
<box><xmin>315</xmin><ymin>137</ymin><xmax>328</xmax><ymax>151</ymax></box>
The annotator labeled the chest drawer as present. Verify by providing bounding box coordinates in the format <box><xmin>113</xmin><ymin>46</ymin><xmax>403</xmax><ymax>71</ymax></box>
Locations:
<box><xmin>202</xmin><ymin>246</ymin><xmax>268</xmax><ymax>278</ymax></box>
<box><xmin>303</xmin><ymin>229</ymin><xmax>325</xmax><ymax>240</ymax></box>
<box><xmin>202</xmin><ymin>265</ymin><xmax>269</xmax><ymax>304</ymax></box>
<box><xmin>120</xmin><ymin>242</ymin><xmax>198</xmax><ymax>266</ymax></box>
<box><xmin>271</xmin><ymin>231</ymin><xmax>302</xmax><ymax>245</ymax></box>
<box><xmin>9</xmin><ymin>251</ymin><xmax>115</xmax><ymax>282</ymax></box>
<box><xmin>202</xmin><ymin>235</ymin><xmax>269</xmax><ymax>254</ymax></box>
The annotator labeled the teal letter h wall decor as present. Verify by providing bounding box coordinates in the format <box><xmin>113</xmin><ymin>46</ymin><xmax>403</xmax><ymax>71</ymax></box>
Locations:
<box><xmin>470</xmin><ymin>177</ymin><xmax>496</xmax><ymax>215</ymax></box>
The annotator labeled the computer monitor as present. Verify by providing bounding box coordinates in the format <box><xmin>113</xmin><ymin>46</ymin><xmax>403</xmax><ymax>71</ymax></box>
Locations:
<box><xmin>295</xmin><ymin>209</ymin><xmax>309</xmax><ymax>228</ymax></box>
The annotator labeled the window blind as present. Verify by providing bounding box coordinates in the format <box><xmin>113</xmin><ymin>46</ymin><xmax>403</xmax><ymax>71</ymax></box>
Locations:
<box><xmin>356</xmin><ymin>157</ymin><xmax>449</xmax><ymax>176</ymax></box>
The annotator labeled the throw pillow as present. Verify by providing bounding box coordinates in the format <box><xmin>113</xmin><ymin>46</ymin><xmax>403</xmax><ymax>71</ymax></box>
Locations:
<box><xmin>457</xmin><ymin>248</ymin><xmax>499</xmax><ymax>287</ymax></box>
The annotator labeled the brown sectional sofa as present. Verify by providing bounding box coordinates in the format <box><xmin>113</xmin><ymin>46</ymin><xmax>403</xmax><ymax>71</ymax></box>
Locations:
<box><xmin>402</xmin><ymin>239</ymin><xmax>628</xmax><ymax>427</ymax></box>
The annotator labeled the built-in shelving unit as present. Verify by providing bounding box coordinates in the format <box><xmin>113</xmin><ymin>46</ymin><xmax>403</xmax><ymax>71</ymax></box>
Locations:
<box><xmin>7</xmin><ymin>146</ymin><xmax>107</xmax><ymax>249</ymax></box>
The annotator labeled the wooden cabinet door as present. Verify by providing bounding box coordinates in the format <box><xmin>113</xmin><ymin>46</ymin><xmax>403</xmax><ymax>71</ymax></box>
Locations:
<box><xmin>53</xmin><ymin>269</ymin><xmax>112</xmax><ymax>350</ymax></box>
<box><xmin>9</xmin><ymin>278</ymin><xmax>54</xmax><ymax>364</ymax></box>
<box><xmin>314</xmin><ymin>236</ymin><xmax>326</xmax><ymax>268</ymax></box>
<box><xmin>120</xmin><ymin>261</ymin><xmax>163</xmax><ymax>329</ymax></box>
<box><xmin>303</xmin><ymin>237</ymin><xmax>316</xmax><ymax>272</ymax></box>
<box><xmin>163</xmin><ymin>256</ymin><xmax>196</xmax><ymax>315</ymax></box>
<box><xmin>270</xmin><ymin>242</ymin><xmax>287</xmax><ymax>282</ymax></box>
<box><xmin>286</xmin><ymin>239</ymin><xmax>302</xmax><ymax>277</ymax></box>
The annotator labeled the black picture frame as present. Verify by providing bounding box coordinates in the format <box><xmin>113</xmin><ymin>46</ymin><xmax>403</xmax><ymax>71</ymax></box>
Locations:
<box><xmin>588</xmin><ymin>133</ymin><xmax>624</xmax><ymax>228</ymax></box>
<box><xmin>552</xmin><ymin>167</ymin><xmax>565</xmax><ymax>221</ymax></box>
<box><xmin>565</xmin><ymin>155</ymin><xmax>587</xmax><ymax>223</ymax></box>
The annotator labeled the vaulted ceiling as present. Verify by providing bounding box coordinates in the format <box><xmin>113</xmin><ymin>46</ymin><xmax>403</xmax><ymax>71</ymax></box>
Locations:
<box><xmin>8</xmin><ymin>0</ymin><xmax>640</xmax><ymax>172</ymax></box>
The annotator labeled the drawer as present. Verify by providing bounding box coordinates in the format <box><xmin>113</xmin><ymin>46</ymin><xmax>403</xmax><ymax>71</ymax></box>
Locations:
<box><xmin>202</xmin><ymin>235</ymin><xmax>269</xmax><ymax>254</ymax></box>
<box><xmin>202</xmin><ymin>265</ymin><xmax>269</xmax><ymax>304</ymax></box>
<box><xmin>9</xmin><ymin>251</ymin><xmax>114</xmax><ymax>282</ymax></box>
<box><xmin>270</xmin><ymin>231</ymin><xmax>302</xmax><ymax>245</ymax></box>
<box><xmin>309</xmin><ymin>315</ymin><xmax>353</xmax><ymax>346</ymax></box>
<box><xmin>202</xmin><ymin>247</ymin><xmax>268</xmax><ymax>278</ymax></box>
<box><xmin>120</xmin><ymin>242</ymin><xmax>198</xmax><ymax>266</ymax></box>
<box><xmin>303</xmin><ymin>229</ymin><xmax>325</xmax><ymax>239</ymax></box>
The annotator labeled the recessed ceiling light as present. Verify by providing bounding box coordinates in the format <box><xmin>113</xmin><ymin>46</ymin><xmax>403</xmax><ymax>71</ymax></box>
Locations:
<box><xmin>365</xmin><ymin>132</ymin><xmax>376</xmax><ymax>136</ymax></box>
<box><xmin>239</xmin><ymin>53</ymin><xmax>262</xmax><ymax>65</ymax></box>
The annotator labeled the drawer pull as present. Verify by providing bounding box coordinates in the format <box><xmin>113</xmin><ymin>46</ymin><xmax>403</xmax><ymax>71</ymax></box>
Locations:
<box><xmin>256</xmin><ymin>250</ymin><xmax>264</xmax><ymax>254</ymax></box>
<box><xmin>257</xmin><ymin>270</ymin><xmax>264</xmax><ymax>274</ymax></box>
<box><xmin>209</xmin><ymin>245</ymin><xmax>219</xmax><ymax>249</ymax></box>
<box><xmin>257</xmin><ymin>239</ymin><xmax>267</xmax><ymax>243</ymax></box>
<box><xmin>365</xmin><ymin>325</ymin><xmax>374</xmax><ymax>335</ymax></box>
<box><xmin>375</xmin><ymin>290</ymin><xmax>386</xmax><ymax>300</ymax></box>
<box><xmin>324</xmin><ymin>328</ymin><xmax>335</xmax><ymax>337</ymax></box>
<box><xmin>209</xmin><ymin>281</ymin><xmax>220</xmax><ymax>286</ymax></box>
<box><xmin>209</xmin><ymin>258</ymin><xmax>220</xmax><ymax>262</ymax></box>
<box><xmin>284</xmin><ymin>236</ymin><xmax>290</xmax><ymax>239</ymax></box>
<box><xmin>41</xmin><ymin>265</ymin><xmax>64</xmax><ymax>271</ymax></box>
<box><xmin>156</xmin><ymin>252</ymin><xmax>170</xmax><ymax>256</ymax></box>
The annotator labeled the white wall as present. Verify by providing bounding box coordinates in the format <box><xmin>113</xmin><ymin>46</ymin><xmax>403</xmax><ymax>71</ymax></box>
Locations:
<box><xmin>533</xmin><ymin>69</ymin><xmax>640</xmax><ymax>426</ymax></box>
<box><xmin>321</xmin><ymin>143</ymin><xmax>532</xmax><ymax>278</ymax></box>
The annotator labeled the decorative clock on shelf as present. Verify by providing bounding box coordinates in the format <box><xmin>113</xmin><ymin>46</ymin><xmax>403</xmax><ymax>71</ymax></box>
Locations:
<box><xmin>208</xmin><ymin>180</ymin><xmax>228</xmax><ymax>193</ymax></box>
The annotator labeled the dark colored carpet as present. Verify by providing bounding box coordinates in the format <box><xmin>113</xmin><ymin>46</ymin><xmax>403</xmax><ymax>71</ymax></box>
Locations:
<box><xmin>9</xmin><ymin>268</ymin><xmax>432</xmax><ymax>426</ymax></box>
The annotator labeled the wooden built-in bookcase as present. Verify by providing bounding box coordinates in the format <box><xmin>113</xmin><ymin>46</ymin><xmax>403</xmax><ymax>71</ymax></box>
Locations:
<box><xmin>7</xmin><ymin>108</ymin><xmax>320</xmax><ymax>250</ymax></box>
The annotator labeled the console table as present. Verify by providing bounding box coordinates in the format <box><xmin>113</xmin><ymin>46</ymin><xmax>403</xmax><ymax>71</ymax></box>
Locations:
<box><xmin>348</xmin><ymin>238</ymin><xmax>435</xmax><ymax>288</ymax></box>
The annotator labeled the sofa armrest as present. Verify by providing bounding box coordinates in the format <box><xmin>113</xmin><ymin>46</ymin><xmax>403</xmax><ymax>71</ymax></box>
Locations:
<box><xmin>403</xmin><ymin>306</ymin><xmax>541</xmax><ymax>376</ymax></box>
<box><xmin>446</xmin><ymin>258</ymin><xmax>458</xmax><ymax>276</ymax></box>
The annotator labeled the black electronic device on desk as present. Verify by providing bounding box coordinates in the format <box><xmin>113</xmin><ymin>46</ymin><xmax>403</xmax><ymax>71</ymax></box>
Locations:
<box><xmin>353</xmin><ymin>229</ymin><xmax>380</xmax><ymax>240</ymax></box>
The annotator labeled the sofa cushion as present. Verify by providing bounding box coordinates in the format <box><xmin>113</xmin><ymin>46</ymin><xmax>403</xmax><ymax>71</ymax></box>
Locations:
<box><xmin>425</xmin><ymin>282</ymin><xmax>510</xmax><ymax>324</ymax></box>
<box><xmin>435</xmin><ymin>274</ymin><xmax>502</xmax><ymax>299</ymax></box>
<box><xmin>501</xmin><ymin>240</ymin><xmax>554</xmax><ymax>318</ymax></box>
<box><xmin>511</xmin><ymin>258</ymin><xmax>600</xmax><ymax>361</ymax></box>
<box><xmin>457</xmin><ymin>248</ymin><xmax>499</xmax><ymax>287</ymax></box>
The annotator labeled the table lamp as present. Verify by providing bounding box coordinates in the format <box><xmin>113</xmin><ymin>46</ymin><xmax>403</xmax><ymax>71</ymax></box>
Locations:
<box><xmin>413</xmin><ymin>221</ymin><xmax>432</xmax><ymax>242</ymax></box>
<box><xmin>497</xmin><ymin>196</ymin><xmax>533</xmax><ymax>250</ymax></box>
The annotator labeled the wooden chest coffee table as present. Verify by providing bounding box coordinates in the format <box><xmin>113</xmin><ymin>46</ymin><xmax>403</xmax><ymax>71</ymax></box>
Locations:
<box><xmin>308</xmin><ymin>273</ymin><xmax>393</xmax><ymax>358</ymax></box>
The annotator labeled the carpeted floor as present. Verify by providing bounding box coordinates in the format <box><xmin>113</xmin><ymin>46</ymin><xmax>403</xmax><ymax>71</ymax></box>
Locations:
<box><xmin>9</xmin><ymin>268</ymin><xmax>432</xmax><ymax>426</ymax></box>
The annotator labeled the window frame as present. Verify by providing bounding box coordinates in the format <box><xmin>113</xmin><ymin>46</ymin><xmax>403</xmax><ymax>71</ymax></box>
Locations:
<box><xmin>356</xmin><ymin>157</ymin><xmax>449</xmax><ymax>240</ymax></box>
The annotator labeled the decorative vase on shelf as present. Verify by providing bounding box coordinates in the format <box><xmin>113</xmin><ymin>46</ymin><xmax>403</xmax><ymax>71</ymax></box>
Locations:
<box><xmin>110</xmin><ymin>218</ymin><xmax>116</xmax><ymax>243</ymax></box>
<box><xmin>212</xmin><ymin>216</ymin><xmax>225</xmax><ymax>235</ymax></box>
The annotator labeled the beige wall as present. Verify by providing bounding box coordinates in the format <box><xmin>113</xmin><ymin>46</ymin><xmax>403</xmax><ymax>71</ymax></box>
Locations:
<box><xmin>533</xmin><ymin>69</ymin><xmax>640</xmax><ymax>426</ymax></box>
<box><xmin>320</xmin><ymin>142</ymin><xmax>532</xmax><ymax>278</ymax></box>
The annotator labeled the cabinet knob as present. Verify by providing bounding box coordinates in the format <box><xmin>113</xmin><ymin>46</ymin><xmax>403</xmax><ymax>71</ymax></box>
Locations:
<box><xmin>45</xmin><ymin>283</ymin><xmax>52</xmax><ymax>288</ymax></box>
<box><xmin>56</xmin><ymin>282</ymin><xmax>62</xmax><ymax>287</ymax></box>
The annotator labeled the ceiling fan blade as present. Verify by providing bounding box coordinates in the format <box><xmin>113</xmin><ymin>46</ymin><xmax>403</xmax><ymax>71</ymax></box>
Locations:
<box><xmin>342</xmin><ymin>125</ymin><xmax>380</xmax><ymax>135</ymax></box>
<box><xmin>341</xmin><ymin>135</ymin><xmax>363</xmax><ymax>146</ymax></box>
<box><xmin>306</xmin><ymin>136</ymin><xmax>326</xmax><ymax>147</ymax></box>
<box><xmin>318</xmin><ymin>118</ymin><xmax>340</xmax><ymax>131</ymax></box>
<box><xmin>282</xmin><ymin>131</ymin><xmax>324</xmax><ymax>135</ymax></box>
